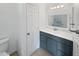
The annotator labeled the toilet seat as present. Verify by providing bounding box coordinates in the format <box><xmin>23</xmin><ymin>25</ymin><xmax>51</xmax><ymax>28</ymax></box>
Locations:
<box><xmin>0</xmin><ymin>52</ymin><xmax>9</xmax><ymax>56</ymax></box>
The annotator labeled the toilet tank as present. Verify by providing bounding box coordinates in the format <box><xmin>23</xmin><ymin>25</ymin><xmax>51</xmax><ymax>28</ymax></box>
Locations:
<box><xmin>0</xmin><ymin>35</ymin><xmax>9</xmax><ymax>52</ymax></box>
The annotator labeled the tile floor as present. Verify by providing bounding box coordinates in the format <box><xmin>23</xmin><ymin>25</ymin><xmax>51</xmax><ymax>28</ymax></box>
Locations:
<box><xmin>32</xmin><ymin>48</ymin><xmax>52</xmax><ymax>56</ymax></box>
<box><xmin>10</xmin><ymin>48</ymin><xmax>51</xmax><ymax>56</ymax></box>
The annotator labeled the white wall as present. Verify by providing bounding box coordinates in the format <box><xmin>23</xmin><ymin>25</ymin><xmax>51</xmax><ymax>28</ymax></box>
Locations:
<box><xmin>0</xmin><ymin>3</ymin><xmax>20</xmax><ymax>54</ymax></box>
<box><xmin>38</xmin><ymin>3</ymin><xmax>47</xmax><ymax>29</ymax></box>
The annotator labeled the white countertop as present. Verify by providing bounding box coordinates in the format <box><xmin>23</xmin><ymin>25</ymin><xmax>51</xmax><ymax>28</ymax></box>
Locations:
<box><xmin>40</xmin><ymin>28</ymin><xmax>74</xmax><ymax>41</ymax></box>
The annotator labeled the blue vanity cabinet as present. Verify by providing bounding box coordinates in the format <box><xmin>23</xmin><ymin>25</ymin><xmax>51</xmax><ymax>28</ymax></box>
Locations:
<box><xmin>40</xmin><ymin>31</ymin><xmax>73</xmax><ymax>56</ymax></box>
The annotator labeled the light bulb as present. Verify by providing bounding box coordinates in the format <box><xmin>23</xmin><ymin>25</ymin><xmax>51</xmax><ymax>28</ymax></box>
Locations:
<box><xmin>60</xmin><ymin>5</ymin><xmax>64</xmax><ymax>8</ymax></box>
<box><xmin>50</xmin><ymin>7</ymin><xmax>56</xmax><ymax>10</ymax></box>
<box><xmin>56</xmin><ymin>5</ymin><xmax>60</xmax><ymax>8</ymax></box>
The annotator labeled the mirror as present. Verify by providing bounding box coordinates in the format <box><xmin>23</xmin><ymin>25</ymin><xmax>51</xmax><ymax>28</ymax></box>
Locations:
<box><xmin>48</xmin><ymin>14</ymin><xmax>67</xmax><ymax>28</ymax></box>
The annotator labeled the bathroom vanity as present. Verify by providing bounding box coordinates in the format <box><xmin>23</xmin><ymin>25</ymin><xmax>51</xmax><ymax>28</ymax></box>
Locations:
<box><xmin>39</xmin><ymin>3</ymin><xmax>79</xmax><ymax>56</ymax></box>
<box><xmin>40</xmin><ymin>28</ymin><xmax>73</xmax><ymax>56</ymax></box>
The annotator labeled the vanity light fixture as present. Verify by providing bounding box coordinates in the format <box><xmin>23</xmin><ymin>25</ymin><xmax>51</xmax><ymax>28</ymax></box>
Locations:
<box><xmin>50</xmin><ymin>5</ymin><xmax>64</xmax><ymax>10</ymax></box>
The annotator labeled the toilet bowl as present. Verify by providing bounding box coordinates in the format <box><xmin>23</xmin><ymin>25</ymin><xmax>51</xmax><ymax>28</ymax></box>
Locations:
<box><xmin>0</xmin><ymin>52</ymin><xmax>9</xmax><ymax>56</ymax></box>
<box><xmin>0</xmin><ymin>34</ymin><xmax>9</xmax><ymax>56</ymax></box>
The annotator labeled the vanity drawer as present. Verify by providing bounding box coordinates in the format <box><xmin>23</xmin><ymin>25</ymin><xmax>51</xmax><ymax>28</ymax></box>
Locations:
<box><xmin>57</xmin><ymin>37</ymin><xmax>73</xmax><ymax>47</ymax></box>
<box><xmin>47</xmin><ymin>34</ymin><xmax>60</xmax><ymax>41</ymax></box>
<box><xmin>40</xmin><ymin>31</ymin><xmax>48</xmax><ymax>37</ymax></box>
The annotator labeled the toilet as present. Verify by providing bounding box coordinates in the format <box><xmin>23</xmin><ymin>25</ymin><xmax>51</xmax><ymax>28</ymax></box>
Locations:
<box><xmin>0</xmin><ymin>35</ymin><xmax>9</xmax><ymax>56</ymax></box>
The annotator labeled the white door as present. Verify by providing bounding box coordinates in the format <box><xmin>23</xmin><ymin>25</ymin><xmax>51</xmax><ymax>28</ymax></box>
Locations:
<box><xmin>26</xmin><ymin>4</ymin><xmax>39</xmax><ymax>56</ymax></box>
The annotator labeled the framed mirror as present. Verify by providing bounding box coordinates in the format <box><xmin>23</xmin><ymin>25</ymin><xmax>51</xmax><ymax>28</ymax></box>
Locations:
<box><xmin>48</xmin><ymin>14</ymin><xmax>67</xmax><ymax>28</ymax></box>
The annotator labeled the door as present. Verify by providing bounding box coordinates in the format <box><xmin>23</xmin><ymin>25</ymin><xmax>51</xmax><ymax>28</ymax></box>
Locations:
<box><xmin>26</xmin><ymin>4</ymin><xmax>39</xmax><ymax>56</ymax></box>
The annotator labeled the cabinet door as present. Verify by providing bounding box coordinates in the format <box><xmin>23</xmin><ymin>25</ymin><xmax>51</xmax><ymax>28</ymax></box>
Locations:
<box><xmin>40</xmin><ymin>40</ymin><xmax>46</xmax><ymax>49</ymax></box>
<box><xmin>57</xmin><ymin>42</ymin><xmax>73</xmax><ymax>56</ymax></box>
<box><xmin>40</xmin><ymin>32</ymin><xmax>47</xmax><ymax>49</ymax></box>
<box><xmin>47</xmin><ymin>38</ymin><xmax>57</xmax><ymax>55</ymax></box>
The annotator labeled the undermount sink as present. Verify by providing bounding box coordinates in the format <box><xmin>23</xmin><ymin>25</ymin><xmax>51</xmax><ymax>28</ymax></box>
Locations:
<box><xmin>53</xmin><ymin>28</ymin><xmax>58</xmax><ymax>31</ymax></box>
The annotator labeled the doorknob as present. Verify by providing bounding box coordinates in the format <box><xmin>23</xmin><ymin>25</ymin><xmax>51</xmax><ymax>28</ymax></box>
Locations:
<box><xmin>70</xmin><ymin>23</ymin><xmax>75</xmax><ymax>25</ymax></box>
<box><xmin>27</xmin><ymin>33</ymin><xmax>30</xmax><ymax>35</ymax></box>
